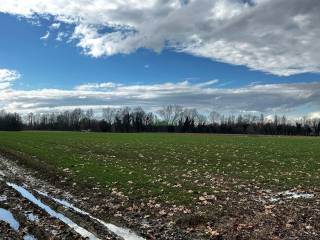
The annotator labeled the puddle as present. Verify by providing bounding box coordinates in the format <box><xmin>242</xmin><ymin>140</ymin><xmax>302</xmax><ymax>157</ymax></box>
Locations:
<box><xmin>37</xmin><ymin>191</ymin><xmax>145</xmax><ymax>240</ymax></box>
<box><xmin>270</xmin><ymin>191</ymin><xmax>314</xmax><ymax>202</ymax></box>
<box><xmin>0</xmin><ymin>208</ymin><xmax>20</xmax><ymax>232</ymax></box>
<box><xmin>23</xmin><ymin>234</ymin><xmax>37</xmax><ymax>240</ymax></box>
<box><xmin>7</xmin><ymin>183</ymin><xmax>100</xmax><ymax>240</ymax></box>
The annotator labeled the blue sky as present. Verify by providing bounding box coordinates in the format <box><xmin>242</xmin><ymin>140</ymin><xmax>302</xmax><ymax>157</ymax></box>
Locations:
<box><xmin>0</xmin><ymin>0</ymin><xmax>319</xmax><ymax>118</ymax></box>
<box><xmin>1</xmin><ymin>13</ymin><xmax>319</xmax><ymax>90</ymax></box>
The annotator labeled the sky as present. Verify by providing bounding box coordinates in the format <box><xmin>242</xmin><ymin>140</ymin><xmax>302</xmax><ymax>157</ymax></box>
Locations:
<box><xmin>0</xmin><ymin>0</ymin><xmax>319</xmax><ymax>118</ymax></box>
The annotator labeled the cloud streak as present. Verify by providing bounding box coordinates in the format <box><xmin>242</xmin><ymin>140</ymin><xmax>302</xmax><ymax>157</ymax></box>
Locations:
<box><xmin>1</xmin><ymin>0</ymin><xmax>320</xmax><ymax>76</ymax></box>
<box><xmin>0</xmin><ymin>69</ymin><xmax>319</xmax><ymax>117</ymax></box>
<box><xmin>40</xmin><ymin>31</ymin><xmax>50</xmax><ymax>40</ymax></box>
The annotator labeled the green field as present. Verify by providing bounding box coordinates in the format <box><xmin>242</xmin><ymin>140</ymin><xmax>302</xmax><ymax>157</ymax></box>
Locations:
<box><xmin>0</xmin><ymin>131</ymin><xmax>319</xmax><ymax>205</ymax></box>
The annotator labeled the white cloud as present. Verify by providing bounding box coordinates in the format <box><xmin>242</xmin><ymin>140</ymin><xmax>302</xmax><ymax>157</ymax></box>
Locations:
<box><xmin>40</xmin><ymin>31</ymin><xmax>50</xmax><ymax>40</ymax></box>
<box><xmin>0</xmin><ymin>70</ymin><xmax>320</xmax><ymax>116</ymax></box>
<box><xmin>195</xmin><ymin>79</ymin><xmax>219</xmax><ymax>87</ymax></box>
<box><xmin>0</xmin><ymin>69</ymin><xmax>20</xmax><ymax>82</ymax></box>
<box><xmin>308</xmin><ymin>112</ymin><xmax>320</xmax><ymax>119</ymax></box>
<box><xmin>56</xmin><ymin>32</ymin><xmax>69</xmax><ymax>41</ymax></box>
<box><xmin>74</xmin><ymin>82</ymin><xmax>121</xmax><ymax>91</ymax></box>
<box><xmin>0</xmin><ymin>69</ymin><xmax>21</xmax><ymax>90</ymax></box>
<box><xmin>1</xmin><ymin>0</ymin><xmax>320</xmax><ymax>76</ymax></box>
<box><xmin>50</xmin><ymin>22</ymin><xmax>61</xmax><ymax>30</ymax></box>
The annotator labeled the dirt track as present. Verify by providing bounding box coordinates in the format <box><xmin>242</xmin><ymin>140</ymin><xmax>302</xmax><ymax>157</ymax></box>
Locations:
<box><xmin>0</xmin><ymin>157</ymin><xmax>144</xmax><ymax>240</ymax></box>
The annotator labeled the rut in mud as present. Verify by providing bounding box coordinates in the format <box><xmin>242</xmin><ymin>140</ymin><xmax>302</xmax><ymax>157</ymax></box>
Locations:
<box><xmin>1</xmin><ymin>154</ymin><xmax>320</xmax><ymax>240</ymax></box>
<box><xmin>0</xmin><ymin>156</ymin><xmax>144</xmax><ymax>240</ymax></box>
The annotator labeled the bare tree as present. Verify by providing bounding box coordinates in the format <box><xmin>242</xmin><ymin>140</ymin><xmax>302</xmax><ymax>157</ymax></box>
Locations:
<box><xmin>157</xmin><ymin>105</ymin><xmax>183</xmax><ymax>125</ymax></box>
<box><xmin>85</xmin><ymin>109</ymin><xmax>94</xmax><ymax>119</ymax></box>
<box><xmin>311</xmin><ymin>118</ymin><xmax>320</xmax><ymax>136</ymax></box>
<box><xmin>197</xmin><ymin>113</ymin><xmax>207</xmax><ymax>125</ymax></box>
<box><xmin>131</xmin><ymin>107</ymin><xmax>146</xmax><ymax>131</ymax></box>
<box><xmin>209</xmin><ymin>111</ymin><xmax>220</xmax><ymax>124</ymax></box>
<box><xmin>27</xmin><ymin>112</ymin><xmax>35</xmax><ymax>127</ymax></box>
<box><xmin>102</xmin><ymin>107</ymin><xmax>116</xmax><ymax>124</ymax></box>
<box><xmin>181</xmin><ymin>108</ymin><xmax>203</xmax><ymax>125</ymax></box>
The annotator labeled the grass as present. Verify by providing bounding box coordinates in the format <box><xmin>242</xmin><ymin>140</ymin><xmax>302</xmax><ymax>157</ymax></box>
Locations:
<box><xmin>0</xmin><ymin>131</ymin><xmax>319</xmax><ymax>205</ymax></box>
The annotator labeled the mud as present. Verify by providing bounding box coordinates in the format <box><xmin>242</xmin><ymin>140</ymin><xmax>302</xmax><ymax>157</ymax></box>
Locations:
<box><xmin>0</xmin><ymin>156</ymin><xmax>143</xmax><ymax>240</ymax></box>
<box><xmin>1</xmin><ymin>155</ymin><xmax>320</xmax><ymax>239</ymax></box>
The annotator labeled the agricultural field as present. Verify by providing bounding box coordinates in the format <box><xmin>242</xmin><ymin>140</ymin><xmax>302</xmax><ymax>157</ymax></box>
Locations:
<box><xmin>0</xmin><ymin>131</ymin><xmax>319</xmax><ymax>239</ymax></box>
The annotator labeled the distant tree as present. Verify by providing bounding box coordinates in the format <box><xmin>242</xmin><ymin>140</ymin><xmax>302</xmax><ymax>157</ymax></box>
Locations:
<box><xmin>85</xmin><ymin>109</ymin><xmax>94</xmax><ymax>119</ymax></box>
<box><xmin>131</xmin><ymin>107</ymin><xmax>145</xmax><ymax>132</ymax></box>
<box><xmin>0</xmin><ymin>111</ymin><xmax>22</xmax><ymax>131</ymax></box>
<box><xmin>209</xmin><ymin>111</ymin><xmax>220</xmax><ymax>124</ymax></box>
<box><xmin>102</xmin><ymin>107</ymin><xmax>116</xmax><ymax>124</ymax></box>
<box><xmin>0</xmin><ymin>106</ymin><xmax>318</xmax><ymax>136</ymax></box>
<box><xmin>157</xmin><ymin>105</ymin><xmax>183</xmax><ymax>125</ymax></box>
<box><xmin>197</xmin><ymin>113</ymin><xmax>207</xmax><ymax>126</ymax></box>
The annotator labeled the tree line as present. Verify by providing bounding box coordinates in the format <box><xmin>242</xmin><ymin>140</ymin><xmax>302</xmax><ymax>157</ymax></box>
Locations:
<box><xmin>0</xmin><ymin>106</ymin><xmax>319</xmax><ymax>136</ymax></box>
<box><xmin>0</xmin><ymin>110</ymin><xmax>23</xmax><ymax>131</ymax></box>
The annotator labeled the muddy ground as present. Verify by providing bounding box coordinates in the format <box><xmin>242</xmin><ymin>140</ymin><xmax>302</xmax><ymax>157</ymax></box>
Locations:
<box><xmin>0</xmin><ymin>156</ymin><xmax>141</xmax><ymax>240</ymax></box>
<box><xmin>0</xmin><ymin>155</ymin><xmax>320</xmax><ymax>240</ymax></box>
